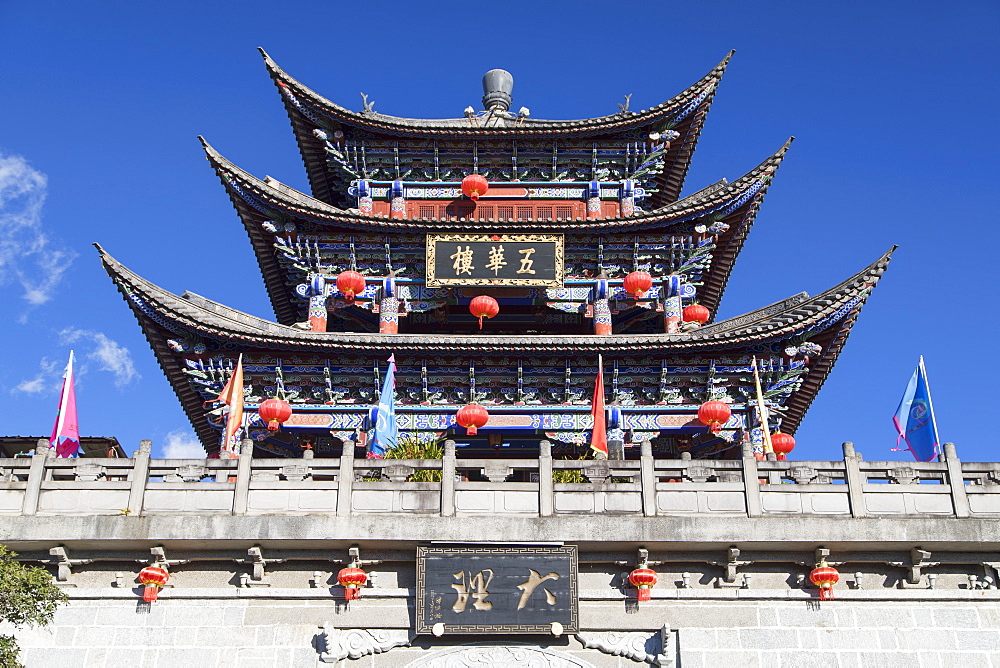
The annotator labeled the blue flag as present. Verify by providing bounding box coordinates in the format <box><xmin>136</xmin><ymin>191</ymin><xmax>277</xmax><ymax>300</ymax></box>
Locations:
<box><xmin>892</xmin><ymin>357</ymin><xmax>940</xmax><ymax>462</ymax></box>
<box><xmin>368</xmin><ymin>355</ymin><xmax>397</xmax><ymax>458</ymax></box>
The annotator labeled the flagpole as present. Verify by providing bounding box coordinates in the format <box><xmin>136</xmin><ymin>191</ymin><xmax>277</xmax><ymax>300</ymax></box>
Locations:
<box><xmin>752</xmin><ymin>357</ymin><xmax>774</xmax><ymax>454</ymax></box>
<box><xmin>51</xmin><ymin>350</ymin><xmax>75</xmax><ymax>453</ymax></box>
<box><xmin>919</xmin><ymin>355</ymin><xmax>942</xmax><ymax>459</ymax></box>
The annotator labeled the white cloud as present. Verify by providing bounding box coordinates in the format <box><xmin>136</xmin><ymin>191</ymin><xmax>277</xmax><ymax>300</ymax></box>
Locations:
<box><xmin>59</xmin><ymin>328</ymin><xmax>140</xmax><ymax>387</ymax></box>
<box><xmin>162</xmin><ymin>430</ymin><xmax>206</xmax><ymax>458</ymax></box>
<box><xmin>0</xmin><ymin>154</ymin><xmax>76</xmax><ymax>304</ymax></box>
<box><xmin>10</xmin><ymin>357</ymin><xmax>61</xmax><ymax>396</ymax></box>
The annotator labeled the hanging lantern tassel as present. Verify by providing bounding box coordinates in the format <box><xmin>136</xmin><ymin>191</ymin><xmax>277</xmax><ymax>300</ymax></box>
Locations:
<box><xmin>138</xmin><ymin>565</ymin><xmax>170</xmax><ymax>603</ymax></box>
<box><xmin>469</xmin><ymin>295</ymin><xmax>500</xmax><ymax>329</ymax></box>
<box><xmin>628</xmin><ymin>567</ymin><xmax>658</xmax><ymax>602</ymax></box>
<box><xmin>810</xmin><ymin>561</ymin><xmax>840</xmax><ymax>601</ymax></box>
<box><xmin>258</xmin><ymin>397</ymin><xmax>293</xmax><ymax>432</ymax></box>
<box><xmin>338</xmin><ymin>566</ymin><xmax>368</xmax><ymax>601</ymax></box>
<box><xmin>456</xmin><ymin>403</ymin><xmax>490</xmax><ymax>436</ymax></box>
<box><xmin>697</xmin><ymin>400</ymin><xmax>732</xmax><ymax>434</ymax></box>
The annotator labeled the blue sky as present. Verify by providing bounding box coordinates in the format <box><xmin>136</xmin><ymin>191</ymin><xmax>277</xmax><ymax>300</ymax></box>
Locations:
<box><xmin>0</xmin><ymin>1</ymin><xmax>996</xmax><ymax>461</ymax></box>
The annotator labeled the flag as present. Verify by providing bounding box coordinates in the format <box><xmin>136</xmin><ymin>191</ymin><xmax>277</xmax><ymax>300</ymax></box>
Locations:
<box><xmin>217</xmin><ymin>354</ymin><xmax>245</xmax><ymax>455</ymax></box>
<box><xmin>50</xmin><ymin>351</ymin><xmax>80</xmax><ymax>458</ymax></box>
<box><xmin>369</xmin><ymin>355</ymin><xmax>397</xmax><ymax>458</ymax></box>
<box><xmin>590</xmin><ymin>355</ymin><xmax>608</xmax><ymax>456</ymax></box>
<box><xmin>892</xmin><ymin>356</ymin><xmax>940</xmax><ymax>462</ymax></box>
<box><xmin>751</xmin><ymin>357</ymin><xmax>774</xmax><ymax>454</ymax></box>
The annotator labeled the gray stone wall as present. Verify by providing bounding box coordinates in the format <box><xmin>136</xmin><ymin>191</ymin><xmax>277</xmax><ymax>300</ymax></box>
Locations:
<box><xmin>7</xmin><ymin>592</ymin><xmax>1000</xmax><ymax>667</ymax></box>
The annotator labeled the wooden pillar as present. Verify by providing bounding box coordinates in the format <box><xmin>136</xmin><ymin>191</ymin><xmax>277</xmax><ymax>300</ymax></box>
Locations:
<box><xmin>389</xmin><ymin>179</ymin><xmax>405</xmax><ymax>219</ymax></box>
<box><xmin>308</xmin><ymin>281</ymin><xmax>328</xmax><ymax>333</ymax></box>
<box><xmin>379</xmin><ymin>275</ymin><xmax>399</xmax><ymax>334</ymax></box>
<box><xmin>593</xmin><ymin>278</ymin><xmax>612</xmax><ymax>336</ymax></box>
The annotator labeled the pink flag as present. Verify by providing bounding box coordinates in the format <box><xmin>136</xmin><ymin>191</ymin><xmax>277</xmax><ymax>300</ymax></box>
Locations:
<box><xmin>217</xmin><ymin>354</ymin><xmax>245</xmax><ymax>456</ymax></box>
<box><xmin>50</xmin><ymin>351</ymin><xmax>80</xmax><ymax>458</ymax></box>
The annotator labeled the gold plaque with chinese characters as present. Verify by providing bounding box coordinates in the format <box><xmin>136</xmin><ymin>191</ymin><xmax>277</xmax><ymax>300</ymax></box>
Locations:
<box><xmin>415</xmin><ymin>545</ymin><xmax>578</xmax><ymax>635</ymax></box>
<box><xmin>425</xmin><ymin>233</ymin><xmax>564</xmax><ymax>287</ymax></box>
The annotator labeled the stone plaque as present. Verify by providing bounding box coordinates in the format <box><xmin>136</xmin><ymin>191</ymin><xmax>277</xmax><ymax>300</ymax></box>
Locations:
<box><xmin>425</xmin><ymin>234</ymin><xmax>564</xmax><ymax>287</ymax></box>
<box><xmin>416</xmin><ymin>545</ymin><xmax>578</xmax><ymax>634</ymax></box>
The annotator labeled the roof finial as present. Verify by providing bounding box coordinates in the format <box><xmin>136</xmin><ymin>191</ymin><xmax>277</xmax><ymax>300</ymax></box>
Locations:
<box><xmin>482</xmin><ymin>69</ymin><xmax>513</xmax><ymax>112</ymax></box>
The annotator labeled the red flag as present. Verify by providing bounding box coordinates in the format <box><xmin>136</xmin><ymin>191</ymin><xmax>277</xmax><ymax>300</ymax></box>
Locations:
<box><xmin>217</xmin><ymin>354</ymin><xmax>244</xmax><ymax>456</ymax></box>
<box><xmin>50</xmin><ymin>351</ymin><xmax>80</xmax><ymax>457</ymax></box>
<box><xmin>590</xmin><ymin>355</ymin><xmax>608</xmax><ymax>456</ymax></box>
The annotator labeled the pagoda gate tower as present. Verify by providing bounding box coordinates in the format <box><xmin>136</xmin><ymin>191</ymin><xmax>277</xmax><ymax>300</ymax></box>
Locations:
<box><xmin>99</xmin><ymin>49</ymin><xmax>889</xmax><ymax>461</ymax></box>
<box><xmin>9</xmin><ymin>50</ymin><xmax>1000</xmax><ymax>668</ymax></box>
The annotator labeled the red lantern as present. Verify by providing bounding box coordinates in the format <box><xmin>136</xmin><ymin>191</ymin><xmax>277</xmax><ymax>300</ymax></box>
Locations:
<box><xmin>338</xmin><ymin>566</ymin><xmax>367</xmax><ymax>601</ymax></box>
<box><xmin>622</xmin><ymin>271</ymin><xmax>653</xmax><ymax>299</ymax></box>
<box><xmin>259</xmin><ymin>398</ymin><xmax>293</xmax><ymax>432</ymax></box>
<box><xmin>683</xmin><ymin>304</ymin><xmax>711</xmax><ymax>324</ymax></box>
<box><xmin>771</xmin><ymin>432</ymin><xmax>795</xmax><ymax>460</ymax></box>
<box><xmin>461</xmin><ymin>174</ymin><xmax>489</xmax><ymax>200</ymax></box>
<box><xmin>138</xmin><ymin>565</ymin><xmax>169</xmax><ymax>603</ymax></box>
<box><xmin>335</xmin><ymin>271</ymin><xmax>366</xmax><ymax>300</ymax></box>
<box><xmin>456</xmin><ymin>403</ymin><xmax>490</xmax><ymax>435</ymax></box>
<box><xmin>697</xmin><ymin>400</ymin><xmax>732</xmax><ymax>433</ymax></box>
<box><xmin>628</xmin><ymin>567</ymin><xmax>658</xmax><ymax>602</ymax></box>
<box><xmin>469</xmin><ymin>295</ymin><xmax>500</xmax><ymax>329</ymax></box>
<box><xmin>810</xmin><ymin>561</ymin><xmax>840</xmax><ymax>601</ymax></box>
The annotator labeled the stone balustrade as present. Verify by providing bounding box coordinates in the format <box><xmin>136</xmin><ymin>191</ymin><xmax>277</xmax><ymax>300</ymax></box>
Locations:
<box><xmin>1</xmin><ymin>439</ymin><xmax>997</xmax><ymax>519</ymax></box>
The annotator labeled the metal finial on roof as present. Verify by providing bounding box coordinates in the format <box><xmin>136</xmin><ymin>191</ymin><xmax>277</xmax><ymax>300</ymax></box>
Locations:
<box><xmin>482</xmin><ymin>69</ymin><xmax>513</xmax><ymax>112</ymax></box>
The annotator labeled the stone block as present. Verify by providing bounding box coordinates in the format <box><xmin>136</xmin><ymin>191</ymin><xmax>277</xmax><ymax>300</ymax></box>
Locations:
<box><xmin>656</xmin><ymin>491</ymin><xmax>698</xmax><ymax>512</ymax></box>
<box><xmin>701</xmin><ymin>650</ymin><xmax>760</xmax><ymax>667</ymax></box>
<box><xmin>152</xmin><ymin>647</ymin><xmax>222</xmax><ymax>667</ymax></box>
<box><xmin>603</xmin><ymin>492</ymin><xmax>641</xmax><ymax>512</ymax></box>
<box><xmin>853</xmin><ymin>606</ymin><xmax>916</xmax><ymax>630</ymax></box>
<box><xmin>757</xmin><ymin>604</ymin><xmax>779</xmax><ymax>627</ymax></box>
<box><xmin>94</xmin><ymin>604</ymin><xmax>150</xmax><ymax>627</ymax></box>
<box><xmin>677</xmin><ymin>650</ymin><xmax>706</xmax><ymax>668</ymax></box>
<box><xmin>255</xmin><ymin>624</ymin><xmax>277</xmax><ymax>646</ymax></box>
<box><xmin>502</xmin><ymin>491</ymin><xmax>539</xmax><ymax>512</ymax></box>
<box><xmin>676</xmin><ymin>628</ymin><xmax>715</xmax><ymax>650</ymax></box>
<box><xmin>796</xmin><ymin>629</ymin><xmax>820</xmax><ymax>649</ymax></box>
<box><xmin>75</xmin><ymin>625</ymin><xmax>118</xmax><ymax>647</ymax></box>
<box><xmin>933</xmin><ymin>607</ymin><xmax>981</xmax><ymax>630</ymax></box>
<box><xmin>738</xmin><ymin>628</ymin><xmax>801</xmax><ymax>650</ymax></box>
<box><xmin>897</xmin><ymin>629</ymin><xmax>958</xmax><ymax>651</ymax></box>
<box><xmin>54</xmin><ymin>603</ymin><xmax>98</xmax><ymax>626</ymax></box>
<box><xmin>776</xmin><ymin>604</ymin><xmax>839</xmax><ymax>628</ymax></box>
<box><xmin>705</xmin><ymin>491</ymin><xmax>746</xmax><ymax>512</ymax></box>
<box><xmin>85</xmin><ymin>647</ymin><xmax>108</xmax><ymax>667</ymax></box>
<box><xmin>114</xmin><ymin>625</ymin><xmax>177</xmax><ymax>648</ymax></box>
<box><xmin>817</xmin><ymin>628</ymin><xmax>880</xmax><ymax>651</ymax></box>
<box><xmin>878</xmin><ymin>629</ymin><xmax>899</xmax><ymax>650</ymax></box>
<box><xmin>954</xmin><ymin>630</ymin><xmax>1000</xmax><ymax>652</ymax></box>
<box><xmin>195</xmin><ymin>625</ymin><xmax>252</xmax><ymax>647</ymax></box>
<box><xmin>23</xmin><ymin>647</ymin><xmax>88</xmax><ymax>666</ymax></box>
<box><xmin>761</xmin><ymin>649</ymin><xmax>839</xmax><ymax>667</ymax></box>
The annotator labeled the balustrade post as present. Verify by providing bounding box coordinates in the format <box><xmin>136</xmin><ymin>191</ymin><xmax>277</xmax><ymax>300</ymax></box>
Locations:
<box><xmin>842</xmin><ymin>441</ymin><xmax>868</xmax><ymax>518</ymax></box>
<box><xmin>640</xmin><ymin>440</ymin><xmax>656</xmax><ymax>517</ymax></box>
<box><xmin>232</xmin><ymin>439</ymin><xmax>254</xmax><ymax>516</ymax></box>
<box><xmin>20</xmin><ymin>439</ymin><xmax>51</xmax><ymax>516</ymax></box>
<box><xmin>127</xmin><ymin>439</ymin><xmax>152</xmax><ymax>516</ymax></box>
<box><xmin>337</xmin><ymin>441</ymin><xmax>356</xmax><ymax>516</ymax></box>
<box><xmin>441</xmin><ymin>440</ymin><xmax>457</xmax><ymax>517</ymax></box>
<box><xmin>538</xmin><ymin>440</ymin><xmax>554</xmax><ymax>517</ymax></box>
<box><xmin>740</xmin><ymin>443</ymin><xmax>762</xmax><ymax>518</ymax></box>
<box><xmin>942</xmin><ymin>442</ymin><xmax>970</xmax><ymax>518</ymax></box>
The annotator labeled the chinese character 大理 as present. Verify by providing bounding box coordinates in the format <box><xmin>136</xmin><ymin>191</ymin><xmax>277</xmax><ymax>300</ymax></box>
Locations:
<box><xmin>451</xmin><ymin>246</ymin><xmax>475</xmax><ymax>275</ymax></box>
<box><xmin>451</xmin><ymin>569</ymin><xmax>494</xmax><ymax>613</ymax></box>
<box><xmin>515</xmin><ymin>569</ymin><xmax>559</xmax><ymax>610</ymax></box>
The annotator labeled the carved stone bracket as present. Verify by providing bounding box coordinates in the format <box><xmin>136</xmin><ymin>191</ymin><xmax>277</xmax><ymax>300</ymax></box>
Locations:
<box><xmin>578</xmin><ymin>626</ymin><xmax>675</xmax><ymax>666</ymax></box>
<box><xmin>889</xmin><ymin>466</ymin><xmax>918</xmax><ymax>485</ymax></box>
<box><xmin>281</xmin><ymin>464</ymin><xmax>312</xmax><ymax>482</ymax></box>
<box><xmin>318</xmin><ymin>625</ymin><xmax>414</xmax><ymax>663</ymax></box>
<box><xmin>74</xmin><ymin>463</ymin><xmax>106</xmax><ymax>481</ymax></box>
<box><xmin>385</xmin><ymin>464</ymin><xmax>415</xmax><ymax>483</ymax></box>
<box><xmin>482</xmin><ymin>464</ymin><xmax>514</xmax><ymax>483</ymax></box>
<box><xmin>685</xmin><ymin>466</ymin><xmax>712</xmax><ymax>483</ymax></box>
<box><xmin>48</xmin><ymin>546</ymin><xmax>93</xmax><ymax>583</ymax></box>
<box><xmin>583</xmin><ymin>462</ymin><xmax>610</xmax><ymax>484</ymax></box>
